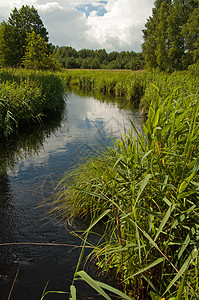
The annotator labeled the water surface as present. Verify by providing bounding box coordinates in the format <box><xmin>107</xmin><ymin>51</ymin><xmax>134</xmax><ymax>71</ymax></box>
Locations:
<box><xmin>0</xmin><ymin>91</ymin><xmax>143</xmax><ymax>299</ymax></box>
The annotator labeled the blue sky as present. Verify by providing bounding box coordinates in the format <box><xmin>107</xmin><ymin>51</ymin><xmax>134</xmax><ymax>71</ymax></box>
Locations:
<box><xmin>76</xmin><ymin>2</ymin><xmax>107</xmax><ymax>17</ymax></box>
<box><xmin>0</xmin><ymin>0</ymin><xmax>154</xmax><ymax>52</ymax></box>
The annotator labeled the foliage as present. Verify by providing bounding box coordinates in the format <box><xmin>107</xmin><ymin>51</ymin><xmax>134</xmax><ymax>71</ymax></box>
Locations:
<box><xmin>142</xmin><ymin>0</ymin><xmax>199</xmax><ymax>71</ymax></box>
<box><xmin>58</xmin><ymin>69</ymin><xmax>146</xmax><ymax>105</ymax></box>
<box><xmin>22</xmin><ymin>31</ymin><xmax>59</xmax><ymax>71</ymax></box>
<box><xmin>182</xmin><ymin>6</ymin><xmax>199</xmax><ymax>64</ymax></box>
<box><xmin>55</xmin><ymin>47</ymin><xmax>145</xmax><ymax>70</ymax></box>
<box><xmin>0</xmin><ymin>5</ymin><xmax>49</xmax><ymax>68</ymax></box>
<box><xmin>0</xmin><ymin>68</ymin><xmax>64</xmax><ymax>138</ymax></box>
<box><xmin>0</xmin><ymin>22</ymin><xmax>22</xmax><ymax>67</ymax></box>
<box><xmin>53</xmin><ymin>69</ymin><xmax>199</xmax><ymax>299</ymax></box>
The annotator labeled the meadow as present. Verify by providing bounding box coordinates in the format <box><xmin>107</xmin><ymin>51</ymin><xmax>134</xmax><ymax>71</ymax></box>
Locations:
<box><xmin>51</xmin><ymin>67</ymin><xmax>199</xmax><ymax>299</ymax></box>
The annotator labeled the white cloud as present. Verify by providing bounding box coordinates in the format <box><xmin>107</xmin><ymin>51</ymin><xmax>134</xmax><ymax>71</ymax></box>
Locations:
<box><xmin>37</xmin><ymin>2</ymin><xmax>63</xmax><ymax>13</ymax></box>
<box><xmin>85</xmin><ymin>0</ymin><xmax>154</xmax><ymax>52</ymax></box>
<box><xmin>0</xmin><ymin>0</ymin><xmax>154</xmax><ymax>52</ymax></box>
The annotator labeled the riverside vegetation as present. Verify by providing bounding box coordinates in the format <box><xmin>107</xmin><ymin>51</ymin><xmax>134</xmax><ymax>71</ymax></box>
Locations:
<box><xmin>48</xmin><ymin>67</ymin><xmax>199</xmax><ymax>300</ymax></box>
<box><xmin>1</xmin><ymin>66</ymin><xmax>198</xmax><ymax>299</ymax></box>
<box><xmin>0</xmin><ymin>68</ymin><xmax>64</xmax><ymax>138</ymax></box>
<box><xmin>0</xmin><ymin>1</ymin><xmax>198</xmax><ymax>299</ymax></box>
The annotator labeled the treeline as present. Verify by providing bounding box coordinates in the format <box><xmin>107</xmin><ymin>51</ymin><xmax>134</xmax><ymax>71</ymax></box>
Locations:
<box><xmin>0</xmin><ymin>1</ymin><xmax>199</xmax><ymax>72</ymax></box>
<box><xmin>142</xmin><ymin>0</ymin><xmax>199</xmax><ymax>71</ymax></box>
<box><xmin>55</xmin><ymin>47</ymin><xmax>144</xmax><ymax>70</ymax></box>
<box><xmin>0</xmin><ymin>5</ymin><xmax>144</xmax><ymax>71</ymax></box>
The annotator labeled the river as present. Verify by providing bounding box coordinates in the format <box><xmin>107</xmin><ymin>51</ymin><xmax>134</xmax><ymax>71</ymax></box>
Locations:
<box><xmin>0</xmin><ymin>90</ymin><xmax>143</xmax><ymax>300</ymax></box>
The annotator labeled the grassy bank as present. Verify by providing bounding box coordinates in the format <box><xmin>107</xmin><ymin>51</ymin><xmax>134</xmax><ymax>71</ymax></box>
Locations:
<box><xmin>0</xmin><ymin>68</ymin><xmax>64</xmax><ymax>138</ymax></box>
<box><xmin>58</xmin><ymin>69</ymin><xmax>146</xmax><ymax>105</ymax></box>
<box><xmin>53</xmin><ymin>68</ymin><xmax>199</xmax><ymax>299</ymax></box>
<box><xmin>58</xmin><ymin>68</ymin><xmax>199</xmax><ymax>111</ymax></box>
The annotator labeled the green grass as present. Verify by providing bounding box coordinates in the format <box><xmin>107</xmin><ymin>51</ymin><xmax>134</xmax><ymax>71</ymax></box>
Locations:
<box><xmin>52</xmin><ymin>67</ymin><xmax>199</xmax><ymax>299</ymax></box>
<box><xmin>0</xmin><ymin>68</ymin><xmax>64</xmax><ymax>138</ymax></box>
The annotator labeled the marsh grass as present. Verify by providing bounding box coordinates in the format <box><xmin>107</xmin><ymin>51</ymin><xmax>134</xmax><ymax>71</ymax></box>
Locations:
<box><xmin>0</xmin><ymin>68</ymin><xmax>64</xmax><ymax>138</ymax></box>
<box><xmin>53</xmin><ymin>69</ymin><xmax>199</xmax><ymax>299</ymax></box>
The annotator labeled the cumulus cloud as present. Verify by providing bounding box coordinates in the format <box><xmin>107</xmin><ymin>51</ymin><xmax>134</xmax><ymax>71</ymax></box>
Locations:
<box><xmin>86</xmin><ymin>0</ymin><xmax>154</xmax><ymax>52</ymax></box>
<box><xmin>0</xmin><ymin>0</ymin><xmax>154</xmax><ymax>52</ymax></box>
<box><xmin>38</xmin><ymin>2</ymin><xmax>63</xmax><ymax>13</ymax></box>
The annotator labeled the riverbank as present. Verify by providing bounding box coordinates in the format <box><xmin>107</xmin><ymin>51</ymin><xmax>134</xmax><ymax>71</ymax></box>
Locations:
<box><xmin>53</xmin><ymin>67</ymin><xmax>199</xmax><ymax>299</ymax></box>
<box><xmin>0</xmin><ymin>68</ymin><xmax>64</xmax><ymax>138</ymax></box>
<box><xmin>58</xmin><ymin>68</ymin><xmax>199</xmax><ymax>114</ymax></box>
<box><xmin>1</xmin><ymin>67</ymin><xmax>198</xmax><ymax>298</ymax></box>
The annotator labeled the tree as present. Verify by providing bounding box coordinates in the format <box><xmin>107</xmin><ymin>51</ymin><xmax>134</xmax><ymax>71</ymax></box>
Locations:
<box><xmin>142</xmin><ymin>0</ymin><xmax>199</xmax><ymax>70</ymax></box>
<box><xmin>0</xmin><ymin>22</ymin><xmax>22</xmax><ymax>67</ymax></box>
<box><xmin>0</xmin><ymin>5</ymin><xmax>48</xmax><ymax>67</ymax></box>
<box><xmin>182</xmin><ymin>6</ymin><xmax>199</xmax><ymax>64</ymax></box>
<box><xmin>142</xmin><ymin>16</ymin><xmax>158</xmax><ymax>69</ymax></box>
<box><xmin>91</xmin><ymin>58</ymin><xmax>101</xmax><ymax>69</ymax></box>
<box><xmin>22</xmin><ymin>31</ymin><xmax>58</xmax><ymax>70</ymax></box>
<box><xmin>8</xmin><ymin>5</ymin><xmax>48</xmax><ymax>41</ymax></box>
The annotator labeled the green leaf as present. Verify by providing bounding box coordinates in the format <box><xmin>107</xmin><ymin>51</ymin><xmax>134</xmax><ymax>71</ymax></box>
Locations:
<box><xmin>136</xmin><ymin>174</ymin><xmax>152</xmax><ymax>203</ymax></box>
<box><xmin>176</xmin><ymin>271</ymin><xmax>187</xmax><ymax>300</ymax></box>
<box><xmin>142</xmin><ymin>274</ymin><xmax>160</xmax><ymax>294</ymax></box>
<box><xmin>70</xmin><ymin>285</ymin><xmax>76</xmax><ymax>300</ymax></box>
<box><xmin>76</xmin><ymin>271</ymin><xmax>112</xmax><ymax>300</ymax></box>
<box><xmin>85</xmin><ymin>209</ymin><xmax>111</xmax><ymax>233</ymax></box>
<box><xmin>141</xmin><ymin>150</ymin><xmax>153</xmax><ymax>163</ymax></box>
<box><xmin>163</xmin><ymin>248</ymin><xmax>198</xmax><ymax>296</ymax></box>
<box><xmin>154</xmin><ymin>206</ymin><xmax>174</xmax><ymax>242</ymax></box>
<box><xmin>150</xmin><ymin>291</ymin><xmax>161</xmax><ymax>300</ymax></box>
<box><xmin>96</xmin><ymin>280</ymin><xmax>133</xmax><ymax>300</ymax></box>
<box><xmin>153</xmin><ymin>108</ymin><xmax>160</xmax><ymax>128</ymax></box>
<box><xmin>178</xmin><ymin>159</ymin><xmax>199</xmax><ymax>194</ymax></box>
<box><xmin>124</xmin><ymin>257</ymin><xmax>164</xmax><ymax>281</ymax></box>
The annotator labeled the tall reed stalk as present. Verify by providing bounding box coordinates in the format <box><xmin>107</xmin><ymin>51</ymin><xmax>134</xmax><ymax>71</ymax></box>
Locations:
<box><xmin>53</xmin><ymin>69</ymin><xmax>199</xmax><ymax>299</ymax></box>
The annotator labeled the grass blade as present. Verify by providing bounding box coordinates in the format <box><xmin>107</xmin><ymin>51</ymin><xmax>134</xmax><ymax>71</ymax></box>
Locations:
<box><xmin>70</xmin><ymin>285</ymin><xmax>76</xmax><ymax>300</ymax></box>
<box><xmin>76</xmin><ymin>271</ymin><xmax>112</xmax><ymax>300</ymax></box>
<box><xmin>96</xmin><ymin>280</ymin><xmax>133</xmax><ymax>300</ymax></box>
<box><xmin>124</xmin><ymin>257</ymin><xmax>164</xmax><ymax>282</ymax></box>
<box><xmin>163</xmin><ymin>248</ymin><xmax>198</xmax><ymax>296</ymax></box>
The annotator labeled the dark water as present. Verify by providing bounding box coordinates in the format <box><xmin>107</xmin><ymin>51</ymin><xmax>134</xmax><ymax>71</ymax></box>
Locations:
<box><xmin>0</xmin><ymin>91</ymin><xmax>142</xmax><ymax>300</ymax></box>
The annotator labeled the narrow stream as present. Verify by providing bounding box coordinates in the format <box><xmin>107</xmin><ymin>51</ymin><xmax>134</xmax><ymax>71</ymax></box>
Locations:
<box><xmin>0</xmin><ymin>90</ymin><xmax>143</xmax><ymax>300</ymax></box>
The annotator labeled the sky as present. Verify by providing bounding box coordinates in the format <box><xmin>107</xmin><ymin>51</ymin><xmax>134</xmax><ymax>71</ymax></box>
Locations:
<box><xmin>0</xmin><ymin>0</ymin><xmax>155</xmax><ymax>52</ymax></box>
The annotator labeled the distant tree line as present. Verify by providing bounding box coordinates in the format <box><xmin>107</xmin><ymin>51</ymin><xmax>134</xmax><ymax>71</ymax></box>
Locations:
<box><xmin>0</xmin><ymin>5</ymin><xmax>144</xmax><ymax>71</ymax></box>
<box><xmin>54</xmin><ymin>47</ymin><xmax>145</xmax><ymax>70</ymax></box>
<box><xmin>0</xmin><ymin>1</ymin><xmax>198</xmax><ymax>72</ymax></box>
<box><xmin>142</xmin><ymin>0</ymin><xmax>199</xmax><ymax>71</ymax></box>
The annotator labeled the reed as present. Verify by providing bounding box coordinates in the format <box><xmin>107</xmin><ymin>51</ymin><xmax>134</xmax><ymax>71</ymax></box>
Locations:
<box><xmin>53</xmin><ymin>68</ymin><xmax>199</xmax><ymax>299</ymax></box>
<box><xmin>0</xmin><ymin>68</ymin><xmax>64</xmax><ymax>138</ymax></box>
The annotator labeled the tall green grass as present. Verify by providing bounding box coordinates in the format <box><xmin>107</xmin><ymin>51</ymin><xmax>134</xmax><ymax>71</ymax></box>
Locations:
<box><xmin>0</xmin><ymin>68</ymin><xmax>64</xmax><ymax>138</ymax></box>
<box><xmin>53</xmin><ymin>69</ymin><xmax>199</xmax><ymax>299</ymax></box>
<box><xmin>58</xmin><ymin>69</ymin><xmax>146</xmax><ymax>104</ymax></box>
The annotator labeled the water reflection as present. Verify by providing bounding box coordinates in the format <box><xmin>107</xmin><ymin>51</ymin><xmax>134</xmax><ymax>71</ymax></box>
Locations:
<box><xmin>0</xmin><ymin>105</ymin><xmax>65</xmax><ymax>175</ymax></box>
<box><xmin>0</xmin><ymin>90</ymin><xmax>143</xmax><ymax>299</ymax></box>
<box><xmin>67</xmin><ymin>85</ymin><xmax>140</xmax><ymax>109</ymax></box>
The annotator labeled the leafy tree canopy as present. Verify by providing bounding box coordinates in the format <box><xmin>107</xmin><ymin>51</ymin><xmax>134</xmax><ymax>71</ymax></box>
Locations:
<box><xmin>8</xmin><ymin>5</ymin><xmax>48</xmax><ymax>41</ymax></box>
<box><xmin>22</xmin><ymin>31</ymin><xmax>59</xmax><ymax>71</ymax></box>
<box><xmin>55</xmin><ymin>46</ymin><xmax>144</xmax><ymax>70</ymax></box>
<box><xmin>142</xmin><ymin>0</ymin><xmax>199</xmax><ymax>71</ymax></box>
<box><xmin>0</xmin><ymin>5</ymin><xmax>49</xmax><ymax>67</ymax></box>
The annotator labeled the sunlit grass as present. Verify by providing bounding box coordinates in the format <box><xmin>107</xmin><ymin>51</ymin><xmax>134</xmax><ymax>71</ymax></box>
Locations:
<box><xmin>0</xmin><ymin>68</ymin><xmax>64</xmax><ymax>138</ymax></box>
<box><xmin>52</xmin><ymin>67</ymin><xmax>199</xmax><ymax>299</ymax></box>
